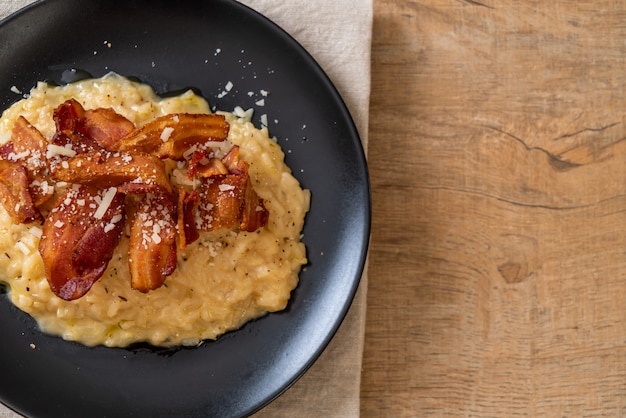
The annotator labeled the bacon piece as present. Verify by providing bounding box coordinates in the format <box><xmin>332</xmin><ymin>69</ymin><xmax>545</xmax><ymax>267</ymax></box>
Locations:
<box><xmin>84</xmin><ymin>108</ymin><xmax>136</xmax><ymax>151</ymax></box>
<box><xmin>51</xmin><ymin>129</ymin><xmax>101</xmax><ymax>156</ymax></box>
<box><xmin>0</xmin><ymin>160</ymin><xmax>41</xmax><ymax>223</ymax></box>
<box><xmin>221</xmin><ymin>145</ymin><xmax>241</xmax><ymax>170</ymax></box>
<box><xmin>0</xmin><ymin>142</ymin><xmax>13</xmax><ymax>160</ymax></box>
<box><xmin>3</xmin><ymin>117</ymin><xmax>53</xmax><ymax>206</ymax></box>
<box><xmin>196</xmin><ymin>173</ymin><xmax>247</xmax><ymax>231</ymax></box>
<box><xmin>186</xmin><ymin>144</ymin><xmax>269</xmax><ymax>233</ymax></box>
<box><xmin>53</xmin><ymin>99</ymin><xmax>86</xmax><ymax>133</ymax></box>
<box><xmin>51</xmin><ymin>151</ymin><xmax>172</xmax><ymax>193</ymax></box>
<box><xmin>177</xmin><ymin>189</ymin><xmax>200</xmax><ymax>249</ymax></box>
<box><xmin>5</xmin><ymin>116</ymin><xmax>48</xmax><ymax>163</ymax></box>
<box><xmin>39</xmin><ymin>185</ymin><xmax>125</xmax><ymax>300</ymax></box>
<box><xmin>112</xmin><ymin>113</ymin><xmax>229</xmax><ymax>156</ymax></box>
<box><xmin>128</xmin><ymin>192</ymin><xmax>177</xmax><ymax>292</ymax></box>
<box><xmin>240</xmin><ymin>180</ymin><xmax>269</xmax><ymax>232</ymax></box>
<box><xmin>187</xmin><ymin>150</ymin><xmax>228</xmax><ymax>179</ymax></box>
<box><xmin>50</xmin><ymin>100</ymin><xmax>135</xmax><ymax>155</ymax></box>
<box><xmin>51</xmin><ymin>99</ymin><xmax>101</xmax><ymax>155</ymax></box>
<box><xmin>195</xmin><ymin>173</ymin><xmax>269</xmax><ymax>233</ymax></box>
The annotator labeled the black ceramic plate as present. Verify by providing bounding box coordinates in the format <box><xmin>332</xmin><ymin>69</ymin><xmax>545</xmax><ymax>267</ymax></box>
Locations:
<box><xmin>0</xmin><ymin>1</ymin><xmax>370</xmax><ymax>417</ymax></box>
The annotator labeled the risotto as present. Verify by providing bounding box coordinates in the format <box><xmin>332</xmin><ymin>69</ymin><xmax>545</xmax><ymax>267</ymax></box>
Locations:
<box><xmin>0</xmin><ymin>73</ymin><xmax>310</xmax><ymax>347</ymax></box>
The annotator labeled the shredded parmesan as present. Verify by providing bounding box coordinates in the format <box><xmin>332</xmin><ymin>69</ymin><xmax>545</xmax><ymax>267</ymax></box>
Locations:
<box><xmin>151</xmin><ymin>232</ymin><xmax>162</xmax><ymax>244</ymax></box>
<box><xmin>233</xmin><ymin>106</ymin><xmax>254</xmax><ymax>122</ymax></box>
<box><xmin>29</xmin><ymin>226</ymin><xmax>43</xmax><ymax>238</ymax></box>
<box><xmin>9</xmin><ymin>150</ymin><xmax>30</xmax><ymax>160</ymax></box>
<box><xmin>94</xmin><ymin>187</ymin><xmax>118</xmax><ymax>220</ymax></box>
<box><xmin>46</xmin><ymin>144</ymin><xmax>76</xmax><ymax>159</ymax></box>
<box><xmin>16</xmin><ymin>241</ymin><xmax>30</xmax><ymax>255</ymax></box>
<box><xmin>182</xmin><ymin>144</ymin><xmax>198</xmax><ymax>160</ymax></box>
<box><xmin>219</xmin><ymin>184</ymin><xmax>236</xmax><ymax>192</ymax></box>
<box><xmin>160</xmin><ymin>126</ymin><xmax>174</xmax><ymax>142</ymax></box>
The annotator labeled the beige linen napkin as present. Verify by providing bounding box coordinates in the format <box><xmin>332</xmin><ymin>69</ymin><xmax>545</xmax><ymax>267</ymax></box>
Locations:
<box><xmin>0</xmin><ymin>1</ymin><xmax>371</xmax><ymax>417</ymax></box>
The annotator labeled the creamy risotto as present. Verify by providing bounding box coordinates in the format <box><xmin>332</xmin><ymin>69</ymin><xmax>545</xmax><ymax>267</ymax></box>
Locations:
<box><xmin>0</xmin><ymin>73</ymin><xmax>310</xmax><ymax>347</ymax></box>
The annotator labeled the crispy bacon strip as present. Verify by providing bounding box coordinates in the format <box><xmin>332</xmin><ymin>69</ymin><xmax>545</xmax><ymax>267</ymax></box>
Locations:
<box><xmin>188</xmin><ymin>150</ymin><xmax>229</xmax><ymax>179</ymax></box>
<box><xmin>5</xmin><ymin>116</ymin><xmax>48</xmax><ymax>164</ymax></box>
<box><xmin>50</xmin><ymin>151</ymin><xmax>172</xmax><ymax>193</ymax></box>
<box><xmin>221</xmin><ymin>144</ymin><xmax>241</xmax><ymax>170</ymax></box>
<box><xmin>0</xmin><ymin>160</ymin><xmax>41</xmax><ymax>223</ymax></box>
<box><xmin>53</xmin><ymin>99</ymin><xmax>86</xmax><ymax>133</ymax></box>
<box><xmin>128</xmin><ymin>193</ymin><xmax>177</xmax><ymax>292</ymax></box>
<box><xmin>195</xmin><ymin>174</ymin><xmax>269</xmax><ymax>233</ymax></box>
<box><xmin>50</xmin><ymin>100</ymin><xmax>136</xmax><ymax>153</ymax></box>
<box><xmin>2</xmin><ymin>116</ymin><xmax>53</xmax><ymax>206</ymax></box>
<box><xmin>196</xmin><ymin>173</ymin><xmax>247</xmax><ymax>231</ymax></box>
<box><xmin>0</xmin><ymin>142</ymin><xmax>12</xmax><ymax>159</ymax></box>
<box><xmin>51</xmin><ymin>99</ymin><xmax>102</xmax><ymax>154</ymax></box>
<box><xmin>39</xmin><ymin>185</ymin><xmax>125</xmax><ymax>300</ymax></box>
<box><xmin>240</xmin><ymin>180</ymin><xmax>269</xmax><ymax>232</ymax></box>
<box><xmin>84</xmin><ymin>108</ymin><xmax>135</xmax><ymax>151</ymax></box>
<box><xmin>177</xmin><ymin>189</ymin><xmax>200</xmax><ymax>250</ymax></box>
<box><xmin>187</xmin><ymin>143</ymin><xmax>269</xmax><ymax>234</ymax></box>
<box><xmin>112</xmin><ymin>113</ymin><xmax>229</xmax><ymax>156</ymax></box>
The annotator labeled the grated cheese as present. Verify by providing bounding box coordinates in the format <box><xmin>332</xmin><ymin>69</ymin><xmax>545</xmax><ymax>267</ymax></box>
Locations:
<box><xmin>218</xmin><ymin>184</ymin><xmax>236</xmax><ymax>192</ymax></box>
<box><xmin>182</xmin><ymin>144</ymin><xmax>198</xmax><ymax>160</ymax></box>
<box><xmin>46</xmin><ymin>144</ymin><xmax>76</xmax><ymax>159</ymax></box>
<box><xmin>8</xmin><ymin>150</ymin><xmax>30</xmax><ymax>161</ymax></box>
<box><xmin>16</xmin><ymin>241</ymin><xmax>30</xmax><ymax>255</ymax></box>
<box><xmin>151</xmin><ymin>232</ymin><xmax>162</xmax><ymax>244</ymax></box>
<box><xmin>94</xmin><ymin>187</ymin><xmax>118</xmax><ymax>220</ymax></box>
<box><xmin>29</xmin><ymin>226</ymin><xmax>43</xmax><ymax>238</ymax></box>
<box><xmin>160</xmin><ymin>126</ymin><xmax>174</xmax><ymax>142</ymax></box>
<box><xmin>233</xmin><ymin>106</ymin><xmax>254</xmax><ymax>122</ymax></box>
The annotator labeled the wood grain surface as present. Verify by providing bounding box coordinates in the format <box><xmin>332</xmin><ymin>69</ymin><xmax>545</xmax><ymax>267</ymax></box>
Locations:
<box><xmin>362</xmin><ymin>0</ymin><xmax>626</xmax><ymax>416</ymax></box>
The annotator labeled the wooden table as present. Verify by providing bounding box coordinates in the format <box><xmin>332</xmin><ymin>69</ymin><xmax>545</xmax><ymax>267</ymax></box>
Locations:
<box><xmin>362</xmin><ymin>0</ymin><xmax>626</xmax><ymax>416</ymax></box>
